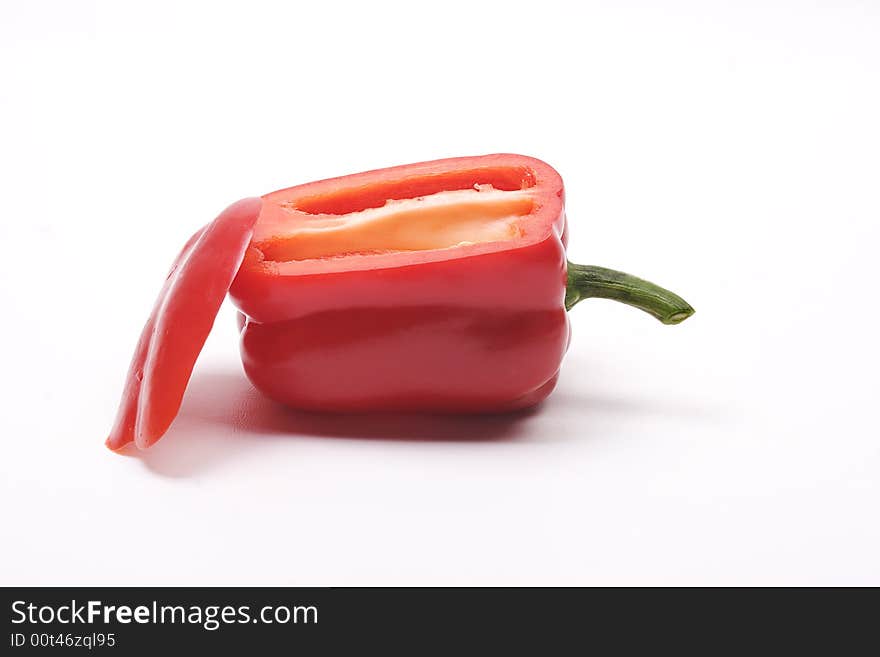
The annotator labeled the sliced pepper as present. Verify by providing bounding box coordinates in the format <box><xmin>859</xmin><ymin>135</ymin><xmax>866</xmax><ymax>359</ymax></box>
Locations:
<box><xmin>107</xmin><ymin>155</ymin><xmax>693</xmax><ymax>450</ymax></box>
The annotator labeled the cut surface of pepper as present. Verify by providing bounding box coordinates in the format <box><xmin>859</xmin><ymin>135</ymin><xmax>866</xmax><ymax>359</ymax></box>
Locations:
<box><xmin>107</xmin><ymin>155</ymin><xmax>693</xmax><ymax>450</ymax></box>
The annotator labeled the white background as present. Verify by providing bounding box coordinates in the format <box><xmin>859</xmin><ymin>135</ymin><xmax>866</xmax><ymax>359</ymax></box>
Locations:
<box><xmin>1</xmin><ymin>0</ymin><xmax>878</xmax><ymax>585</ymax></box>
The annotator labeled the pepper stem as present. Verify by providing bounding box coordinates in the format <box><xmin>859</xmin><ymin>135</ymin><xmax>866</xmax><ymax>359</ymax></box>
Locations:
<box><xmin>565</xmin><ymin>262</ymin><xmax>695</xmax><ymax>325</ymax></box>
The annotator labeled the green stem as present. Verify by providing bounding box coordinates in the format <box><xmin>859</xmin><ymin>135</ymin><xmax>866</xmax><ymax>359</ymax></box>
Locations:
<box><xmin>565</xmin><ymin>262</ymin><xmax>695</xmax><ymax>325</ymax></box>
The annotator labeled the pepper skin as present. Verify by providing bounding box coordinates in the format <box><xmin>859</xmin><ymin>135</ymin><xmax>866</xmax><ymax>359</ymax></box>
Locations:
<box><xmin>106</xmin><ymin>155</ymin><xmax>694</xmax><ymax>450</ymax></box>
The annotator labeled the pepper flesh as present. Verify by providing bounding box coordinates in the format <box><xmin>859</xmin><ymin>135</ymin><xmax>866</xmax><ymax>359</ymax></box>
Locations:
<box><xmin>229</xmin><ymin>154</ymin><xmax>570</xmax><ymax>412</ymax></box>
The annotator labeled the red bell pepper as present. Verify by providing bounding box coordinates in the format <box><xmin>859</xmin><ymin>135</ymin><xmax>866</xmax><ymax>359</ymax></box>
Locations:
<box><xmin>106</xmin><ymin>155</ymin><xmax>693</xmax><ymax>451</ymax></box>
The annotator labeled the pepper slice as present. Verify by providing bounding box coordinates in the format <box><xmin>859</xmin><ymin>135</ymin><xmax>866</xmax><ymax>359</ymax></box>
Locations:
<box><xmin>106</xmin><ymin>198</ymin><xmax>261</xmax><ymax>451</ymax></box>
